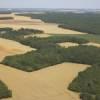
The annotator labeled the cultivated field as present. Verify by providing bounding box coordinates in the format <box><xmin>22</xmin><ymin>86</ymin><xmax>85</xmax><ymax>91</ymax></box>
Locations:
<box><xmin>0</xmin><ymin>12</ymin><xmax>100</xmax><ymax>100</ymax></box>
<box><xmin>0</xmin><ymin>38</ymin><xmax>34</xmax><ymax>61</ymax></box>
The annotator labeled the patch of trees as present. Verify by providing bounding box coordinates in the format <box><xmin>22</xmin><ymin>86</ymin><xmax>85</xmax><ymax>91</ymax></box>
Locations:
<box><xmin>17</xmin><ymin>12</ymin><xmax>100</xmax><ymax>35</ymax></box>
<box><xmin>68</xmin><ymin>64</ymin><xmax>100</xmax><ymax>100</ymax></box>
<box><xmin>0</xmin><ymin>81</ymin><xmax>12</xmax><ymax>99</ymax></box>
<box><xmin>1</xmin><ymin>45</ymin><xmax>66</xmax><ymax>72</ymax></box>
<box><xmin>1</xmin><ymin>45</ymin><xmax>100</xmax><ymax>72</ymax></box>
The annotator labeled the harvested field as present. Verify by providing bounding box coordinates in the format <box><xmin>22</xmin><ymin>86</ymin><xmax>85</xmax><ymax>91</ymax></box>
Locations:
<box><xmin>0</xmin><ymin>63</ymin><xmax>89</xmax><ymax>100</ymax></box>
<box><xmin>0</xmin><ymin>38</ymin><xmax>34</xmax><ymax>61</ymax></box>
<box><xmin>58</xmin><ymin>42</ymin><xmax>79</xmax><ymax>48</ymax></box>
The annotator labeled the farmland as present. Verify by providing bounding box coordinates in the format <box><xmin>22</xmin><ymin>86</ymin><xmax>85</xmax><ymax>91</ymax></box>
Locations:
<box><xmin>17</xmin><ymin>12</ymin><xmax>100</xmax><ymax>35</ymax></box>
<box><xmin>0</xmin><ymin>11</ymin><xmax>100</xmax><ymax>100</ymax></box>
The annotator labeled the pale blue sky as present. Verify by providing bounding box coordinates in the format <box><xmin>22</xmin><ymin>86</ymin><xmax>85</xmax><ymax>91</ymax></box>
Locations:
<box><xmin>0</xmin><ymin>0</ymin><xmax>100</xmax><ymax>9</ymax></box>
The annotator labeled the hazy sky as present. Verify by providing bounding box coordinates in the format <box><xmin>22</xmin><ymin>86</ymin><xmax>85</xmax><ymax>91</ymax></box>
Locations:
<box><xmin>0</xmin><ymin>0</ymin><xmax>100</xmax><ymax>9</ymax></box>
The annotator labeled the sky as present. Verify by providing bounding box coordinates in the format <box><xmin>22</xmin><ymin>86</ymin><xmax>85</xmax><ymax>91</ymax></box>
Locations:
<box><xmin>0</xmin><ymin>0</ymin><xmax>100</xmax><ymax>9</ymax></box>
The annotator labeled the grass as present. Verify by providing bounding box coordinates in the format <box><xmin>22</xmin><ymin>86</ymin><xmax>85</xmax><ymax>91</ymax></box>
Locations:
<box><xmin>0</xmin><ymin>81</ymin><xmax>12</xmax><ymax>99</ymax></box>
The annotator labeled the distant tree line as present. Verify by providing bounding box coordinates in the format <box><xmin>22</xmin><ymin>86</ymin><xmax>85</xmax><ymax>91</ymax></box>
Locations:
<box><xmin>17</xmin><ymin>12</ymin><xmax>100</xmax><ymax>35</ymax></box>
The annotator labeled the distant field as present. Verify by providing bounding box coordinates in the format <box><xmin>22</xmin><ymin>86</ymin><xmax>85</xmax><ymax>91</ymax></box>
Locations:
<box><xmin>17</xmin><ymin>12</ymin><xmax>100</xmax><ymax>35</ymax></box>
